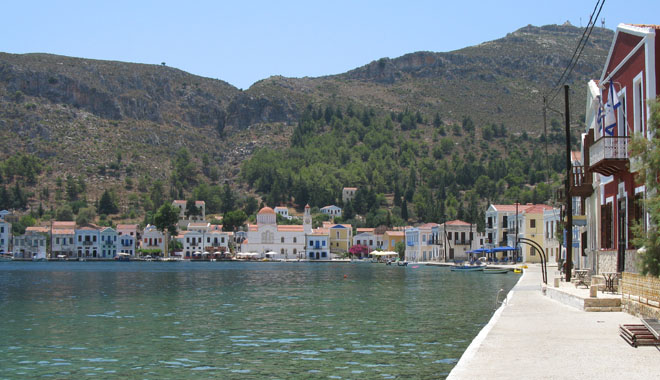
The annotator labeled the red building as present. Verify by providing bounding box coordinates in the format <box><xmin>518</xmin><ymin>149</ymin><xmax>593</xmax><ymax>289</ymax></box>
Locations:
<box><xmin>579</xmin><ymin>24</ymin><xmax>658</xmax><ymax>274</ymax></box>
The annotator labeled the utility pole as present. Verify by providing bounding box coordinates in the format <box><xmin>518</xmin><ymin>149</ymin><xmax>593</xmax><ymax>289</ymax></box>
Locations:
<box><xmin>543</xmin><ymin>97</ymin><xmax>550</xmax><ymax>184</ymax></box>
<box><xmin>564</xmin><ymin>85</ymin><xmax>573</xmax><ymax>282</ymax></box>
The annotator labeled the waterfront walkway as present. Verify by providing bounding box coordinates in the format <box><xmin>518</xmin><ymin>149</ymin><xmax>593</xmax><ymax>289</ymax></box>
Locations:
<box><xmin>448</xmin><ymin>265</ymin><xmax>660</xmax><ymax>380</ymax></box>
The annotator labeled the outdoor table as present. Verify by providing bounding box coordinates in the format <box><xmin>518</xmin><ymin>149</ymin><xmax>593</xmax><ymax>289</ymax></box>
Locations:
<box><xmin>574</xmin><ymin>269</ymin><xmax>589</xmax><ymax>288</ymax></box>
<box><xmin>603</xmin><ymin>272</ymin><xmax>619</xmax><ymax>293</ymax></box>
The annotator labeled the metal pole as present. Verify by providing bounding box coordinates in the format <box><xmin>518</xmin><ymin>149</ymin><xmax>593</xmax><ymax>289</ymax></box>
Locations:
<box><xmin>515</xmin><ymin>202</ymin><xmax>519</xmax><ymax>262</ymax></box>
<box><xmin>565</xmin><ymin>85</ymin><xmax>573</xmax><ymax>282</ymax></box>
<box><xmin>543</xmin><ymin>97</ymin><xmax>549</xmax><ymax>184</ymax></box>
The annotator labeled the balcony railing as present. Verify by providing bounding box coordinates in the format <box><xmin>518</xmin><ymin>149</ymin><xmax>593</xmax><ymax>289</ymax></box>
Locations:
<box><xmin>588</xmin><ymin>136</ymin><xmax>629</xmax><ymax>176</ymax></box>
<box><xmin>82</xmin><ymin>241</ymin><xmax>94</xmax><ymax>246</ymax></box>
<box><xmin>568</xmin><ymin>165</ymin><xmax>593</xmax><ymax>198</ymax></box>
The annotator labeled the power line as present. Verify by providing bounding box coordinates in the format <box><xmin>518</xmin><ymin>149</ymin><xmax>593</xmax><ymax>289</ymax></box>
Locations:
<box><xmin>545</xmin><ymin>0</ymin><xmax>606</xmax><ymax>102</ymax></box>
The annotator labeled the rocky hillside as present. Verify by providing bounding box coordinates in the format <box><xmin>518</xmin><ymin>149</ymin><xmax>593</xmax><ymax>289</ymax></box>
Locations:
<box><xmin>0</xmin><ymin>24</ymin><xmax>613</xmax><ymax>208</ymax></box>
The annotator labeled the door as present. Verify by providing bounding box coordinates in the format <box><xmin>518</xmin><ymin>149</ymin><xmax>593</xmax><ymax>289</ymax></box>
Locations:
<box><xmin>617</xmin><ymin>199</ymin><xmax>626</xmax><ymax>272</ymax></box>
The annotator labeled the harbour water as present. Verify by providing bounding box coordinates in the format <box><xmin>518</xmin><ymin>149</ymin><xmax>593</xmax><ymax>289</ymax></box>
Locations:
<box><xmin>0</xmin><ymin>261</ymin><xmax>518</xmax><ymax>379</ymax></box>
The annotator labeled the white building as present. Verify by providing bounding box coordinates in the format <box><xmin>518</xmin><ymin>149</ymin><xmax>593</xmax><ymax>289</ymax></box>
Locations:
<box><xmin>117</xmin><ymin>224</ymin><xmax>139</xmax><ymax>257</ymax></box>
<box><xmin>543</xmin><ymin>209</ymin><xmax>561</xmax><ymax>265</ymax></box>
<box><xmin>353</xmin><ymin>228</ymin><xmax>378</xmax><ymax>251</ymax></box>
<box><xmin>99</xmin><ymin>227</ymin><xmax>118</xmax><ymax>259</ymax></box>
<box><xmin>75</xmin><ymin>224</ymin><xmax>100</xmax><ymax>258</ymax></box>
<box><xmin>321</xmin><ymin>205</ymin><xmax>342</xmax><ymax>218</ymax></box>
<box><xmin>305</xmin><ymin>230</ymin><xmax>330</xmax><ymax>260</ymax></box>
<box><xmin>52</xmin><ymin>221</ymin><xmax>76</xmax><ymax>258</ymax></box>
<box><xmin>13</xmin><ymin>226</ymin><xmax>48</xmax><ymax>259</ymax></box>
<box><xmin>0</xmin><ymin>218</ymin><xmax>11</xmax><ymax>254</ymax></box>
<box><xmin>242</xmin><ymin>205</ymin><xmax>311</xmax><ymax>259</ymax></box>
<box><xmin>141</xmin><ymin>224</ymin><xmax>165</xmax><ymax>255</ymax></box>
<box><xmin>274</xmin><ymin>206</ymin><xmax>293</xmax><ymax>220</ymax></box>
<box><xmin>172</xmin><ymin>200</ymin><xmax>206</xmax><ymax>228</ymax></box>
<box><xmin>434</xmin><ymin>220</ymin><xmax>485</xmax><ymax>262</ymax></box>
<box><xmin>405</xmin><ymin>223</ymin><xmax>438</xmax><ymax>262</ymax></box>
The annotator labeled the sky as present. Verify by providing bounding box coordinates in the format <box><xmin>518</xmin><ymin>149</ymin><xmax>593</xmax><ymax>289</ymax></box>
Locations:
<box><xmin>2</xmin><ymin>1</ymin><xmax>659</xmax><ymax>90</ymax></box>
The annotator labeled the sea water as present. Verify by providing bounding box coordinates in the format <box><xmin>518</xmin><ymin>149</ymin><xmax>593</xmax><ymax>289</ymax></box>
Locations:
<box><xmin>0</xmin><ymin>261</ymin><xmax>518</xmax><ymax>379</ymax></box>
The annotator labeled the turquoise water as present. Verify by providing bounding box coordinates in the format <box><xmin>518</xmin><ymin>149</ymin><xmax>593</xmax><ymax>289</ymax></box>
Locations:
<box><xmin>0</xmin><ymin>262</ymin><xmax>518</xmax><ymax>379</ymax></box>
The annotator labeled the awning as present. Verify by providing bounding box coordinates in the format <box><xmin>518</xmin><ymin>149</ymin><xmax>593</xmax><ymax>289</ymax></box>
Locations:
<box><xmin>369</xmin><ymin>251</ymin><xmax>399</xmax><ymax>256</ymax></box>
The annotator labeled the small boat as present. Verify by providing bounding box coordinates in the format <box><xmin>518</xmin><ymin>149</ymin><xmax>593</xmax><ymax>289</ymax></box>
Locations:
<box><xmin>397</xmin><ymin>261</ymin><xmax>408</xmax><ymax>266</ymax></box>
<box><xmin>483</xmin><ymin>268</ymin><xmax>509</xmax><ymax>274</ymax></box>
<box><xmin>451</xmin><ymin>265</ymin><xmax>485</xmax><ymax>272</ymax></box>
<box><xmin>513</xmin><ymin>267</ymin><xmax>523</xmax><ymax>274</ymax></box>
<box><xmin>116</xmin><ymin>253</ymin><xmax>130</xmax><ymax>262</ymax></box>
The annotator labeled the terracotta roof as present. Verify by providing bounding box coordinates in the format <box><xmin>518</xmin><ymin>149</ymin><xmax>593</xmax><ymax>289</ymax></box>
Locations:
<box><xmin>356</xmin><ymin>228</ymin><xmax>375</xmax><ymax>233</ymax></box>
<box><xmin>77</xmin><ymin>226</ymin><xmax>99</xmax><ymax>231</ymax></box>
<box><xmin>26</xmin><ymin>226</ymin><xmax>49</xmax><ymax>233</ymax></box>
<box><xmin>188</xmin><ymin>222</ymin><xmax>210</xmax><ymax>227</ymax></box>
<box><xmin>53</xmin><ymin>221</ymin><xmax>76</xmax><ymax>229</ymax></box>
<box><xmin>195</xmin><ymin>201</ymin><xmax>205</xmax><ymax>206</ymax></box>
<box><xmin>173</xmin><ymin>200</ymin><xmax>186</xmax><ymax>205</ymax></box>
<box><xmin>419</xmin><ymin>223</ymin><xmax>438</xmax><ymax>229</ymax></box>
<box><xmin>274</xmin><ymin>206</ymin><xmax>288</xmax><ymax>210</ymax></box>
<box><xmin>445</xmin><ymin>220</ymin><xmax>471</xmax><ymax>226</ymax></box>
<box><xmin>343</xmin><ymin>187</ymin><xmax>358</xmax><ymax>191</ymax></box>
<box><xmin>523</xmin><ymin>205</ymin><xmax>554</xmax><ymax>214</ymax></box>
<box><xmin>209</xmin><ymin>224</ymin><xmax>223</xmax><ymax>231</ymax></box>
<box><xmin>116</xmin><ymin>224</ymin><xmax>138</xmax><ymax>230</ymax></box>
<box><xmin>277</xmin><ymin>225</ymin><xmax>304</xmax><ymax>232</ymax></box>
<box><xmin>258</xmin><ymin>207</ymin><xmax>276</xmax><ymax>215</ymax></box>
<box><xmin>630</xmin><ymin>24</ymin><xmax>660</xmax><ymax>30</ymax></box>
<box><xmin>385</xmin><ymin>231</ymin><xmax>404</xmax><ymax>237</ymax></box>
<box><xmin>491</xmin><ymin>204</ymin><xmax>539</xmax><ymax>213</ymax></box>
<box><xmin>52</xmin><ymin>229</ymin><xmax>75</xmax><ymax>235</ymax></box>
<box><xmin>313</xmin><ymin>228</ymin><xmax>329</xmax><ymax>234</ymax></box>
<box><xmin>311</xmin><ymin>231</ymin><xmax>329</xmax><ymax>236</ymax></box>
<box><xmin>100</xmin><ymin>227</ymin><xmax>116</xmax><ymax>233</ymax></box>
<box><xmin>248</xmin><ymin>225</ymin><xmax>258</xmax><ymax>232</ymax></box>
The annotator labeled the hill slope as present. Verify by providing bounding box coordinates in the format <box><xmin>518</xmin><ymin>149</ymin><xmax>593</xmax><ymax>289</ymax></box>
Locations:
<box><xmin>0</xmin><ymin>24</ymin><xmax>613</xmax><ymax>213</ymax></box>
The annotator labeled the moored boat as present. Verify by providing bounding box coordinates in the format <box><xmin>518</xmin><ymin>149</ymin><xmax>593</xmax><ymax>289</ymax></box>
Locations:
<box><xmin>483</xmin><ymin>268</ymin><xmax>509</xmax><ymax>274</ymax></box>
<box><xmin>450</xmin><ymin>265</ymin><xmax>485</xmax><ymax>272</ymax></box>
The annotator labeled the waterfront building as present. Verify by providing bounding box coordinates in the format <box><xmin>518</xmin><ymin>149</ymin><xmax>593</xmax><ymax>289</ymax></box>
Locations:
<box><xmin>180</xmin><ymin>230</ymin><xmax>204</xmax><ymax>257</ymax></box>
<box><xmin>52</xmin><ymin>221</ymin><xmax>75</xmax><ymax>258</ymax></box>
<box><xmin>543</xmin><ymin>209</ymin><xmax>561</xmax><ymax>265</ymax></box>
<box><xmin>99</xmin><ymin>227</ymin><xmax>118</xmax><ymax>259</ymax></box>
<box><xmin>577</xmin><ymin>23</ymin><xmax>659</xmax><ymax>275</ymax></box>
<box><xmin>0</xmin><ymin>218</ymin><xmax>11</xmax><ymax>254</ymax></box>
<box><xmin>75</xmin><ymin>224</ymin><xmax>100</xmax><ymax>258</ymax></box>
<box><xmin>507</xmin><ymin>205</ymin><xmax>555</xmax><ymax>263</ymax></box>
<box><xmin>141</xmin><ymin>224</ymin><xmax>165</xmax><ymax>255</ymax></box>
<box><xmin>433</xmin><ymin>220</ymin><xmax>485</xmax><ymax>262</ymax></box>
<box><xmin>323</xmin><ymin>221</ymin><xmax>353</xmax><ymax>255</ymax></box>
<box><xmin>305</xmin><ymin>229</ymin><xmax>330</xmax><ymax>260</ymax></box>
<box><xmin>342</xmin><ymin>187</ymin><xmax>357</xmax><ymax>204</ymax></box>
<box><xmin>205</xmin><ymin>229</ymin><xmax>231</xmax><ymax>254</ymax></box>
<box><xmin>405</xmin><ymin>223</ymin><xmax>437</xmax><ymax>262</ymax></box>
<box><xmin>116</xmin><ymin>224</ymin><xmax>138</xmax><ymax>257</ymax></box>
<box><xmin>382</xmin><ymin>230</ymin><xmax>404</xmax><ymax>251</ymax></box>
<box><xmin>353</xmin><ymin>228</ymin><xmax>377</xmax><ymax>251</ymax></box>
<box><xmin>13</xmin><ymin>226</ymin><xmax>48</xmax><ymax>259</ymax></box>
<box><xmin>242</xmin><ymin>205</ymin><xmax>310</xmax><ymax>258</ymax></box>
<box><xmin>321</xmin><ymin>205</ymin><xmax>342</xmax><ymax>218</ymax></box>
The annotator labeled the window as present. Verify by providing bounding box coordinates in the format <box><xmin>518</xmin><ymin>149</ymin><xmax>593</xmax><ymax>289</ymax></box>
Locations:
<box><xmin>601</xmin><ymin>203</ymin><xmax>613</xmax><ymax>249</ymax></box>
<box><xmin>634</xmin><ymin>77</ymin><xmax>644</xmax><ymax>134</ymax></box>
<box><xmin>530</xmin><ymin>219</ymin><xmax>536</xmax><ymax>228</ymax></box>
<box><xmin>281</xmin><ymin>237</ymin><xmax>284</xmax><ymax>243</ymax></box>
<box><xmin>293</xmin><ymin>249</ymin><xmax>297</xmax><ymax>255</ymax></box>
<box><xmin>618</xmin><ymin>90</ymin><xmax>627</xmax><ymax>136</ymax></box>
<box><xmin>293</xmin><ymin>237</ymin><xmax>297</xmax><ymax>243</ymax></box>
<box><xmin>322</xmin><ymin>241</ymin><xmax>326</xmax><ymax>246</ymax></box>
<box><xmin>309</xmin><ymin>241</ymin><xmax>313</xmax><ymax>247</ymax></box>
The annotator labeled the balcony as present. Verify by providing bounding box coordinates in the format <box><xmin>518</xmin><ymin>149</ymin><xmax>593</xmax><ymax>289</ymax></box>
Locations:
<box><xmin>588</xmin><ymin>136</ymin><xmax>629</xmax><ymax>176</ymax></box>
<box><xmin>82</xmin><ymin>241</ymin><xmax>94</xmax><ymax>246</ymax></box>
<box><xmin>568</xmin><ymin>165</ymin><xmax>593</xmax><ymax>197</ymax></box>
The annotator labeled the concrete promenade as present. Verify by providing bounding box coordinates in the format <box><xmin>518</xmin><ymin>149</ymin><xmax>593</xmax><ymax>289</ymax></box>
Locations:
<box><xmin>448</xmin><ymin>265</ymin><xmax>660</xmax><ymax>380</ymax></box>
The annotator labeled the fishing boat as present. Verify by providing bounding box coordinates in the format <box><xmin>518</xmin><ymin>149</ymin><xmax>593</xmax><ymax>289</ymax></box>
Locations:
<box><xmin>450</xmin><ymin>265</ymin><xmax>485</xmax><ymax>272</ymax></box>
<box><xmin>483</xmin><ymin>268</ymin><xmax>509</xmax><ymax>274</ymax></box>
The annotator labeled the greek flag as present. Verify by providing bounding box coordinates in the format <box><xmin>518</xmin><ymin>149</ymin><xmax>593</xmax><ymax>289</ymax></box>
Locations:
<box><xmin>603</xmin><ymin>79</ymin><xmax>620</xmax><ymax>136</ymax></box>
<box><xmin>597</xmin><ymin>95</ymin><xmax>604</xmax><ymax>134</ymax></box>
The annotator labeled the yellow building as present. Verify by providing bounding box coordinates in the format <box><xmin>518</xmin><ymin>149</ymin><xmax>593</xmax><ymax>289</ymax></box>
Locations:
<box><xmin>512</xmin><ymin>204</ymin><xmax>556</xmax><ymax>263</ymax></box>
<box><xmin>323</xmin><ymin>222</ymin><xmax>352</xmax><ymax>254</ymax></box>
<box><xmin>383</xmin><ymin>230</ymin><xmax>404</xmax><ymax>251</ymax></box>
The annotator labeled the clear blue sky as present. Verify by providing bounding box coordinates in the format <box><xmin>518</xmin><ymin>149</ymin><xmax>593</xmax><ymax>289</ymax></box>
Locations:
<box><xmin>2</xmin><ymin>1</ymin><xmax>658</xmax><ymax>89</ymax></box>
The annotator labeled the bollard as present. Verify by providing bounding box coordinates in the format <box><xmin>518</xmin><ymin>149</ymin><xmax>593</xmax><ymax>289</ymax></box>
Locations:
<box><xmin>554</xmin><ymin>277</ymin><xmax>560</xmax><ymax>288</ymax></box>
<box><xmin>589</xmin><ymin>285</ymin><xmax>598</xmax><ymax>298</ymax></box>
